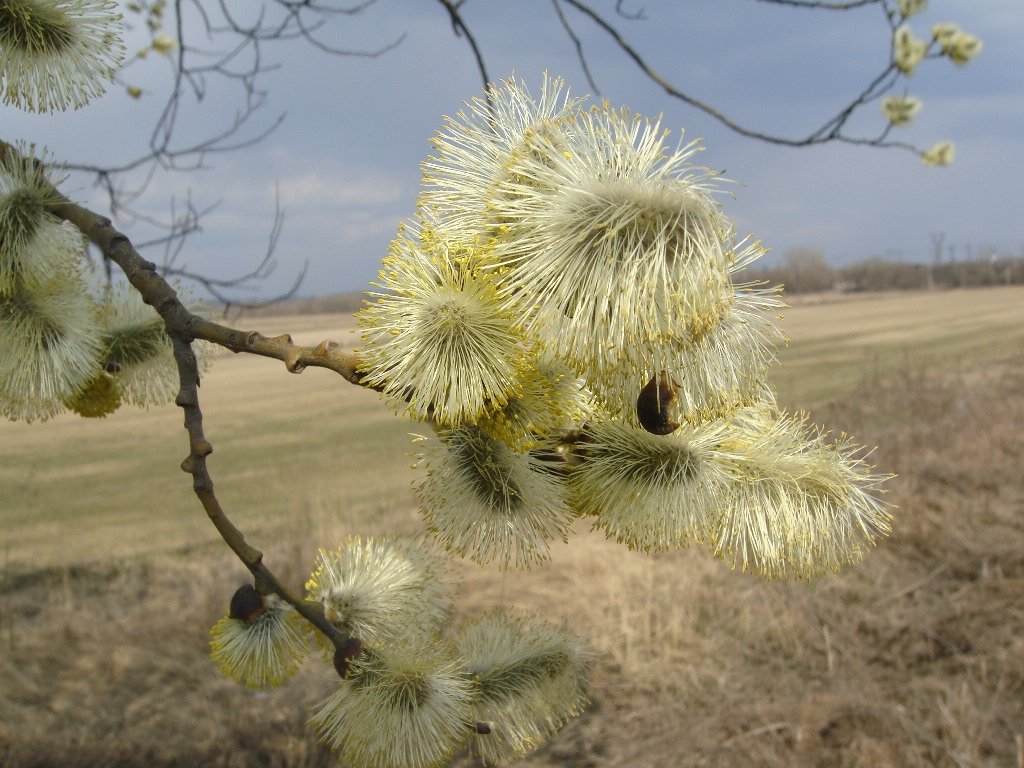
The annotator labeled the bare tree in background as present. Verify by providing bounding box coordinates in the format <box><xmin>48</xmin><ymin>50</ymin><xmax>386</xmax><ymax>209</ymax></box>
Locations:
<box><xmin>782</xmin><ymin>247</ymin><xmax>837</xmax><ymax>293</ymax></box>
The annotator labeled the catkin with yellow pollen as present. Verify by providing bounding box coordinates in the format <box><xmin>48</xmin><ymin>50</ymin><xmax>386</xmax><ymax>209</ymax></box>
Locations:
<box><xmin>357</xmin><ymin>224</ymin><xmax>529</xmax><ymax>426</ymax></box>
<box><xmin>305</xmin><ymin>536</ymin><xmax>450</xmax><ymax>646</ymax></box>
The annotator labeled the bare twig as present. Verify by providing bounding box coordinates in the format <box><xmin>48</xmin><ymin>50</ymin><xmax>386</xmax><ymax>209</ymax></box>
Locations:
<box><xmin>63</xmin><ymin>0</ymin><xmax>403</xmax><ymax>306</ymax></box>
<box><xmin>435</xmin><ymin>0</ymin><xmax>491</xmax><ymax>91</ymax></box>
<box><xmin>556</xmin><ymin>0</ymin><xmax>919</xmax><ymax>155</ymax></box>
<box><xmin>552</xmin><ymin>0</ymin><xmax>600</xmax><ymax>94</ymax></box>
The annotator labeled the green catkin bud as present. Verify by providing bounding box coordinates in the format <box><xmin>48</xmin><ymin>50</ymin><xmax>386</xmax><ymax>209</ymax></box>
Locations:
<box><xmin>456</xmin><ymin>611</ymin><xmax>590</xmax><ymax>766</ymax></box>
<box><xmin>0</xmin><ymin>268</ymin><xmax>102</xmax><ymax>422</ymax></box>
<box><xmin>0</xmin><ymin>0</ymin><xmax>125</xmax><ymax>112</ymax></box>
<box><xmin>416</xmin><ymin>425</ymin><xmax>576</xmax><ymax>570</ymax></box>
<box><xmin>0</xmin><ymin>145</ymin><xmax>82</xmax><ymax>292</ymax></box>
<box><xmin>209</xmin><ymin>593</ymin><xmax>309</xmax><ymax>689</ymax></box>
<box><xmin>311</xmin><ymin>636</ymin><xmax>474</xmax><ymax>768</ymax></box>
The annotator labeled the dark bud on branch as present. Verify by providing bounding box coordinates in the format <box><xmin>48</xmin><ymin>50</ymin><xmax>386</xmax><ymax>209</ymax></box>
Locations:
<box><xmin>228</xmin><ymin>584</ymin><xmax>266</xmax><ymax>623</ymax></box>
<box><xmin>636</xmin><ymin>372</ymin><xmax>680</xmax><ymax>435</ymax></box>
<box><xmin>332</xmin><ymin>636</ymin><xmax>364</xmax><ymax>679</ymax></box>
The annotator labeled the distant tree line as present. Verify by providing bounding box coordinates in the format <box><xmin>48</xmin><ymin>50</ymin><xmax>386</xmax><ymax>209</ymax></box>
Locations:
<box><xmin>235</xmin><ymin>247</ymin><xmax>1024</xmax><ymax>319</ymax></box>
<box><xmin>748</xmin><ymin>248</ymin><xmax>1024</xmax><ymax>294</ymax></box>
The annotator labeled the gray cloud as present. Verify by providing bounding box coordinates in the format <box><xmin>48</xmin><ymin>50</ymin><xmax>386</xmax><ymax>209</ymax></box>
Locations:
<box><xmin>4</xmin><ymin>0</ymin><xmax>1019</xmax><ymax>297</ymax></box>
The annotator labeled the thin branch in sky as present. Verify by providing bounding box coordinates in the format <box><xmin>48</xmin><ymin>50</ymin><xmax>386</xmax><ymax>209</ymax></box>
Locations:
<box><xmin>435</xmin><ymin>0</ymin><xmax>491</xmax><ymax>91</ymax></box>
<box><xmin>556</xmin><ymin>0</ymin><xmax>916</xmax><ymax>155</ymax></box>
<box><xmin>552</xmin><ymin>0</ymin><xmax>600</xmax><ymax>94</ymax></box>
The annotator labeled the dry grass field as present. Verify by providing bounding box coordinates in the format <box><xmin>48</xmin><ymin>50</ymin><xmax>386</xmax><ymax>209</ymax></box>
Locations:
<box><xmin>1</xmin><ymin>286</ymin><xmax>1023</xmax><ymax>767</ymax></box>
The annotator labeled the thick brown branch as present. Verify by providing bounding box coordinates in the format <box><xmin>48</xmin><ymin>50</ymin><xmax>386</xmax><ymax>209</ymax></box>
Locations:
<box><xmin>190</xmin><ymin>318</ymin><xmax>366</xmax><ymax>384</ymax></box>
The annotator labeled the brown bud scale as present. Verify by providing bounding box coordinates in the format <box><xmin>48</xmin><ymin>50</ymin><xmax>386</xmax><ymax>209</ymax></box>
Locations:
<box><xmin>636</xmin><ymin>372</ymin><xmax>681</xmax><ymax>435</ymax></box>
<box><xmin>332</xmin><ymin>637</ymin><xmax>363</xmax><ymax>679</ymax></box>
<box><xmin>229</xmin><ymin>584</ymin><xmax>266</xmax><ymax>623</ymax></box>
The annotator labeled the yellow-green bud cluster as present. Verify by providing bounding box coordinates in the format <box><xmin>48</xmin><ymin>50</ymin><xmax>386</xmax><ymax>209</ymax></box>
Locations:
<box><xmin>881</xmin><ymin>95</ymin><xmax>922</xmax><ymax>126</ymax></box>
<box><xmin>898</xmin><ymin>0</ymin><xmax>927</xmax><ymax>19</ymax></box>
<box><xmin>891</xmin><ymin>17</ymin><xmax>982</xmax><ymax>78</ymax></box>
<box><xmin>881</xmin><ymin>16</ymin><xmax>980</xmax><ymax>156</ymax></box>
<box><xmin>893</xmin><ymin>24</ymin><xmax>928</xmax><ymax>76</ymax></box>
<box><xmin>921</xmin><ymin>140</ymin><xmax>955</xmax><ymax>167</ymax></box>
<box><xmin>932</xmin><ymin>23</ymin><xmax>983</xmax><ymax>66</ymax></box>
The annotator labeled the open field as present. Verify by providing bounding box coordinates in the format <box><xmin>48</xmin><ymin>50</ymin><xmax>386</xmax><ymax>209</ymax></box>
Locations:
<box><xmin>774</xmin><ymin>286</ymin><xmax>1024</xmax><ymax>406</ymax></box>
<box><xmin>2</xmin><ymin>286</ymin><xmax>1023</xmax><ymax>766</ymax></box>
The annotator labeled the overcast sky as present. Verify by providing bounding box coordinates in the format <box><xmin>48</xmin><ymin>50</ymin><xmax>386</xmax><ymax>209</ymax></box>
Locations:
<box><xmin>5</xmin><ymin>0</ymin><xmax>1022</xmax><ymax>298</ymax></box>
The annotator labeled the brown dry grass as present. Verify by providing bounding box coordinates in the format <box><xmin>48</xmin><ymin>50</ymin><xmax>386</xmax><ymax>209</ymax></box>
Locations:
<box><xmin>2</xmin><ymin>288</ymin><xmax>1023</xmax><ymax>767</ymax></box>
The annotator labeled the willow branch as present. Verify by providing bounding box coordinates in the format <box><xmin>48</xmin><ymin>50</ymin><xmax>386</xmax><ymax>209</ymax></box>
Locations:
<box><xmin>0</xmin><ymin>138</ymin><xmax>357</xmax><ymax>650</ymax></box>
<box><xmin>558</xmin><ymin>0</ymin><xmax>920</xmax><ymax>154</ymax></box>
<box><xmin>191</xmin><ymin>316</ymin><xmax>366</xmax><ymax>383</ymax></box>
